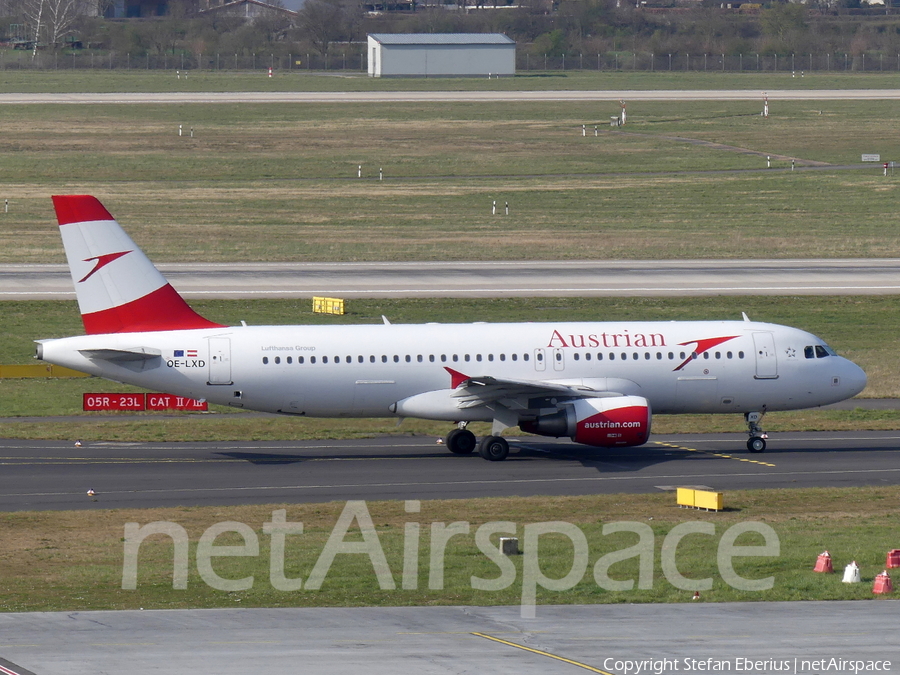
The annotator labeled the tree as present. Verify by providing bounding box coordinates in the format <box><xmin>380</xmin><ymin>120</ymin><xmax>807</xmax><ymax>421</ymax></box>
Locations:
<box><xmin>297</xmin><ymin>0</ymin><xmax>359</xmax><ymax>55</ymax></box>
<box><xmin>23</xmin><ymin>0</ymin><xmax>91</xmax><ymax>50</ymax></box>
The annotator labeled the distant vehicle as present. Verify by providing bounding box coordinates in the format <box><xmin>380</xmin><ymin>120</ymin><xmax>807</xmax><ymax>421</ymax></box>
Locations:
<box><xmin>36</xmin><ymin>196</ymin><xmax>867</xmax><ymax>460</ymax></box>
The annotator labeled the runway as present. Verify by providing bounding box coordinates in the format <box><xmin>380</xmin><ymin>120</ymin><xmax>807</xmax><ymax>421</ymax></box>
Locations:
<box><xmin>0</xmin><ymin>602</ymin><xmax>897</xmax><ymax>675</ymax></box>
<box><xmin>4</xmin><ymin>258</ymin><xmax>900</xmax><ymax>300</ymax></box>
<box><xmin>1</xmin><ymin>89</ymin><xmax>900</xmax><ymax>104</ymax></box>
<box><xmin>1</xmin><ymin>429</ymin><xmax>898</xmax><ymax>511</ymax></box>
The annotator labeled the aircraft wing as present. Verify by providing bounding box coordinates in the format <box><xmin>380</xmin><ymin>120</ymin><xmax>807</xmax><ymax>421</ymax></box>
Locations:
<box><xmin>446</xmin><ymin>368</ymin><xmax>625</xmax><ymax>411</ymax></box>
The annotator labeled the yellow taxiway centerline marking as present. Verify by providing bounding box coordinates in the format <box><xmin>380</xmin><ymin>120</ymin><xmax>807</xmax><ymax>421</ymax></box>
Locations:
<box><xmin>653</xmin><ymin>442</ymin><xmax>776</xmax><ymax>467</ymax></box>
<box><xmin>471</xmin><ymin>632</ymin><xmax>615</xmax><ymax>674</ymax></box>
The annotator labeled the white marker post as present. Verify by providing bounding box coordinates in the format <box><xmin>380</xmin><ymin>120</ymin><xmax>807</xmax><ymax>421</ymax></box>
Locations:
<box><xmin>763</xmin><ymin>93</ymin><xmax>769</xmax><ymax>119</ymax></box>
<box><xmin>379</xmin><ymin>168</ymin><xmax>383</xmax><ymax>181</ymax></box>
<box><xmin>767</xmin><ymin>156</ymin><xmax>771</xmax><ymax>168</ymax></box>
<box><xmin>582</xmin><ymin>124</ymin><xmax>586</xmax><ymax>137</ymax></box>
<box><xmin>505</xmin><ymin>201</ymin><xmax>509</xmax><ymax>216</ymax></box>
<box><xmin>358</xmin><ymin>165</ymin><xmax>362</xmax><ymax>178</ymax></box>
<box><xmin>620</xmin><ymin>100</ymin><xmax>626</xmax><ymax>126</ymax></box>
<box><xmin>178</xmin><ymin>124</ymin><xmax>182</xmax><ymax>137</ymax></box>
<box><xmin>492</xmin><ymin>200</ymin><xmax>496</xmax><ymax>216</ymax></box>
<box><xmin>190</xmin><ymin>127</ymin><xmax>194</xmax><ymax>138</ymax></box>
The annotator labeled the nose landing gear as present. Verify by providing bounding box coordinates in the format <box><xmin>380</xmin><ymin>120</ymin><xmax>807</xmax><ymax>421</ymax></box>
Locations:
<box><xmin>745</xmin><ymin>411</ymin><xmax>768</xmax><ymax>453</ymax></box>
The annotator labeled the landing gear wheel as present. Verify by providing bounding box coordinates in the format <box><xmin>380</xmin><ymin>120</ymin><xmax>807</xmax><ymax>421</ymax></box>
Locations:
<box><xmin>478</xmin><ymin>435</ymin><xmax>509</xmax><ymax>461</ymax></box>
<box><xmin>744</xmin><ymin>410</ymin><xmax>768</xmax><ymax>454</ymax></box>
<box><xmin>445</xmin><ymin>428</ymin><xmax>476</xmax><ymax>455</ymax></box>
<box><xmin>747</xmin><ymin>437</ymin><xmax>767</xmax><ymax>453</ymax></box>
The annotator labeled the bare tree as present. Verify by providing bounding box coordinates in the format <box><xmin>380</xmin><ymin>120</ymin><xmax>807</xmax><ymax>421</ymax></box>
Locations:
<box><xmin>23</xmin><ymin>0</ymin><xmax>91</xmax><ymax>52</ymax></box>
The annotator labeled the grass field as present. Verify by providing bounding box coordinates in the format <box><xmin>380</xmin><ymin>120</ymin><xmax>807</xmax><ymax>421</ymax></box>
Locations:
<box><xmin>0</xmin><ymin>97</ymin><xmax>900</xmax><ymax>263</ymax></box>
<box><xmin>2</xmin><ymin>69</ymin><xmax>900</xmax><ymax>93</ymax></box>
<box><xmin>2</xmin><ymin>487</ymin><xmax>897</xmax><ymax>612</ymax></box>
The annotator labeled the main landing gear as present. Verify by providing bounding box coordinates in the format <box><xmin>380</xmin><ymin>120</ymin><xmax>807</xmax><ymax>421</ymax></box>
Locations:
<box><xmin>444</xmin><ymin>423</ymin><xmax>510</xmax><ymax>461</ymax></box>
<box><xmin>745</xmin><ymin>411</ymin><xmax>768</xmax><ymax>453</ymax></box>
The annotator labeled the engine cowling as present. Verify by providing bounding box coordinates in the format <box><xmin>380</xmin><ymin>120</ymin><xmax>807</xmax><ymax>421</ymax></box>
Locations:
<box><xmin>519</xmin><ymin>396</ymin><xmax>651</xmax><ymax>448</ymax></box>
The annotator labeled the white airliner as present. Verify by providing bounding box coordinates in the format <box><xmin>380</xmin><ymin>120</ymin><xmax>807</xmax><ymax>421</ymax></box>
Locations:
<box><xmin>36</xmin><ymin>196</ymin><xmax>867</xmax><ymax>460</ymax></box>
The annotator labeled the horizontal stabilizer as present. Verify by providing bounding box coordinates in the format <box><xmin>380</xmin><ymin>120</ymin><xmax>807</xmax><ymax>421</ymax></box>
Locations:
<box><xmin>79</xmin><ymin>347</ymin><xmax>162</xmax><ymax>362</ymax></box>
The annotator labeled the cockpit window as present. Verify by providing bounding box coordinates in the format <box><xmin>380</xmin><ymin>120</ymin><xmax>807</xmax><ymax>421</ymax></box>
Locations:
<box><xmin>805</xmin><ymin>344</ymin><xmax>836</xmax><ymax>358</ymax></box>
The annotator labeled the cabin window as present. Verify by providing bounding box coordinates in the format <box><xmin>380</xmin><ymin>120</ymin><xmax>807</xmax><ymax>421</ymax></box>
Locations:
<box><xmin>334</xmin><ymin>356</ymin><xmax>340</xmax><ymax>364</ymax></box>
<box><xmin>369</xmin><ymin>355</ymin><xmax>375</xmax><ymax>363</ymax></box>
<box><xmin>500</xmin><ymin>354</ymin><xmax>506</xmax><ymax>361</ymax></box>
<box><xmin>727</xmin><ymin>352</ymin><xmax>732</xmax><ymax>359</ymax></box>
<box><xmin>310</xmin><ymin>356</ymin><xmax>316</xmax><ymax>364</ymax></box>
<box><xmin>703</xmin><ymin>352</ymin><xmax>709</xmax><ymax>360</ymax></box>
<box><xmin>441</xmin><ymin>354</ymin><xmax>447</xmax><ymax>363</ymax></box>
<box><xmin>299</xmin><ymin>356</ymin><xmax>305</xmax><ymax>364</ymax></box>
<box><xmin>429</xmin><ymin>355</ymin><xmax>435</xmax><ymax>363</ymax></box>
<box><xmin>585</xmin><ymin>353</ymin><xmax>591</xmax><ymax>361</ymax></box>
<box><xmin>738</xmin><ymin>351</ymin><xmax>745</xmax><ymax>359</ymax></box>
<box><xmin>464</xmin><ymin>354</ymin><xmax>470</xmax><ymax>362</ymax></box>
<box><xmin>644</xmin><ymin>353</ymin><xmax>650</xmax><ymax>360</ymax></box>
<box><xmin>488</xmin><ymin>354</ymin><xmax>494</xmax><ymax>362</ymax></box>
<box><xmin>287</xmin><ymin>357</ymin><xmax>293</xmax><ymax>364</ymax></box>
<box><xmin>262</xmin><ymin>357</ymin><xmax>269</xmax><ymax>364</ymax></box>
<box><xmin>523</xmin><ymin>353</ymin><xmax>529</xmax><ymax>362</ymax></box>
<box><xmin>573</xmin><ymin>353</ymin><xmax>580</xmax><ymax>361</ymax></box>
<box><xmin>394</xmin><ymin>355</ymin><xmax>400</xmax><ymax>363</ymax></box>
<box><xmin>417</xmin><ymin>355</ymin><xmax>423</xmax><ymax>363</ymax></box>
<box><xmin>476</xmin><ymin>354</ymin><xmax>482</xmax><ymax>362</ymax></box>
<box><xmin>597</xmin><ymin>353</ymin><xmax>603</xmax><ymax>361</ymax></box>
<box><xmin>609</xmin><ymin>353</ymin><xmax>615</xmax><ymax>361</ymax></box>
<box><xmin>512</xmin><ymin>354</ymin><xmax>518</xmax><ymax>361</ymax></box>
<box><xmin>405</xmin><ymin>355</ymin><xmax>411</xmax><ymax>363</ymax></box>
<box><xmin>274</xmin><ymin>357</ymin><xmax>281</xmax><ymax>364</ymax></box>
<box><xmin>322</xmin><ymin>356</ymin><xmax>327</xmax><ymax>364</ymax></box>
<box><xmin>452</xmin><ymin>355</ymin><xmax>459</xmax><ymax>362</ymax></box>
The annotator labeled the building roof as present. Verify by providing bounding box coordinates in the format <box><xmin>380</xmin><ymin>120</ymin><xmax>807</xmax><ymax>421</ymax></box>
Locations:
<box><xmin>368</xmin><ymin>33</ymin><xmax>515</xmax><ymax>46</ymax></box>
<box><xmin>200</xmin><ymin>0</ymin><xmax>298</xmax><ymax>17</ymax></box>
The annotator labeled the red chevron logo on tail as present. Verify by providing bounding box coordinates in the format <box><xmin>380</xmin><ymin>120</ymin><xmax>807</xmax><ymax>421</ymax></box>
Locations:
<box><xmin>79</xmin><ymin>250</ymin><xmax>132</xmax><ymax>283</ymax></box>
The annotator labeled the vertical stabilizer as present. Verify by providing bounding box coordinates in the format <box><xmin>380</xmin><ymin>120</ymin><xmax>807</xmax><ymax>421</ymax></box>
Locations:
<box><xmin>52</xmin><ymin>195</ymin><xmax>224</xmax><ymax>334</ymax></box>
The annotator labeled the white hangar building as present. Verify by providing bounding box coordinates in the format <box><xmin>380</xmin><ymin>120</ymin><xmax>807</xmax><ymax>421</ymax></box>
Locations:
<box><xmin>367</xmin><ymin>33</ymin><xmax>516</xmax><ymax>78</ymax></box>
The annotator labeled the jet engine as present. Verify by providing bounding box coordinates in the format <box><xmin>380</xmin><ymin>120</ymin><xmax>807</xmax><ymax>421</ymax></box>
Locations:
<box><xmin>519</xmin><ymin>395</ymin><xmax>651</xmax><ymax>447</ymax></box>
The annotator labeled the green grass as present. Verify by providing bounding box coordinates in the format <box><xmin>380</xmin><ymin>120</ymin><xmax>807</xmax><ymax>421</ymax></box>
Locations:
<box><xmin>2</xmin><ymin>487</ymin><xmax>897</xmax><ymax>612</ymax></box>
<box><xmin>1</xmin><ymin>98</ymin><xmax>900</xmax><ymax>263</ymax></box>
<box><xmin>0</xmin><ymin>69</ymin><xmax>899</xmax><ymax>93</ymax></box>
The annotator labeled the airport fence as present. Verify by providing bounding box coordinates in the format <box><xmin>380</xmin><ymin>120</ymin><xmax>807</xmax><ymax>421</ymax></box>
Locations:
<box><xmin>2</xmin><ymin>49</ymin><xmax>899</xmax><ymax>72</ymax></box>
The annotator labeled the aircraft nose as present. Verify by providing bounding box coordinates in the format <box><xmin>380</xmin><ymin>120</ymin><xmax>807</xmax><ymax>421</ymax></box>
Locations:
<box><xmin>840</xmin><ymin>359</ymin><xmax>867</xmax><ymax>398</ymax></box>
